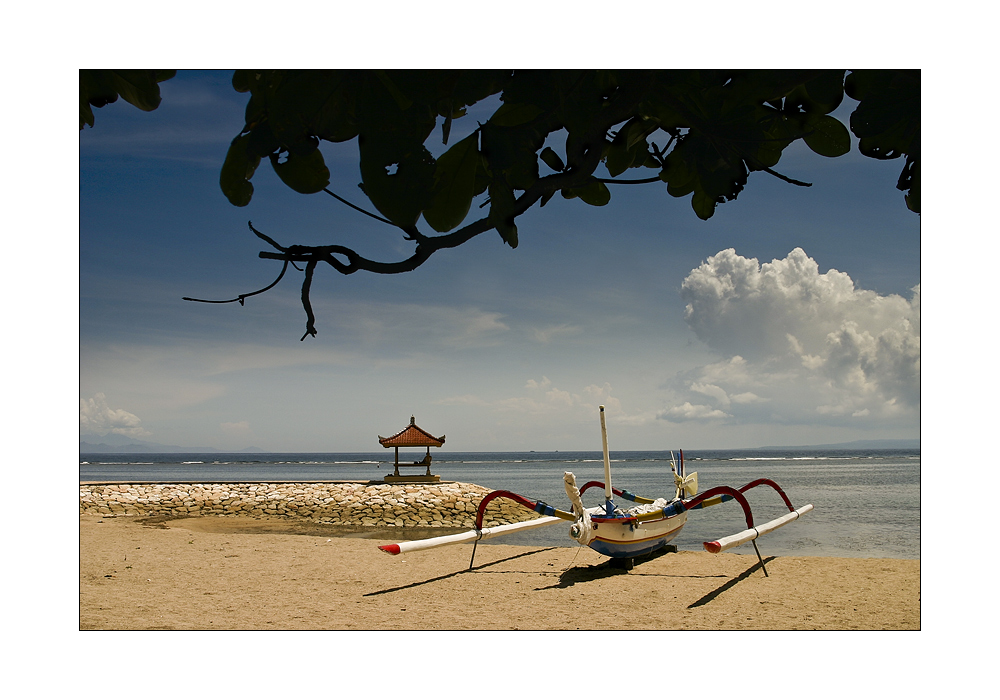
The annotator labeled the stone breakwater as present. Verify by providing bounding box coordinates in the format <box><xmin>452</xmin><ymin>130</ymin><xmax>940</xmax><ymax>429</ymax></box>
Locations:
<box><xmin>79</xmin><ymin>481</ymin><xmax>539</xmax><ymax>528</ymax></box>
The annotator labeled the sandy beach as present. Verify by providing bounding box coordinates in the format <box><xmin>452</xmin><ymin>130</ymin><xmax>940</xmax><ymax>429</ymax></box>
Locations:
<box><xmin>80</xmin><ymin>514</ymin><xmax>919</xmax><ymax>630</ymax></box>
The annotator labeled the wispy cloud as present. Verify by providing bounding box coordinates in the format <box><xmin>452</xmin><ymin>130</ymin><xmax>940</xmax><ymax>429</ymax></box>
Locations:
<box><xmin>531</xmin><ymin>323</ymin><xmax>580</xmax><ymax>344</ymax></box>
<box><xmin>437</xmin><ymin>378</ymin><xmax>657</xmax><ymax>426</ymax></box>
<box><xmin>434</xmin><ymin>394</ymin><xmax>490</xmax><ymax>407</ymax></box>
<box><xmin>333</xmin><ymin>301</ymin><xmax>510</xmax><ymax>350</ymax></box>
<box><xmin>220</xmin><ymin>420</ymin><xmax>251</xmax><ymax>435</ymax></box>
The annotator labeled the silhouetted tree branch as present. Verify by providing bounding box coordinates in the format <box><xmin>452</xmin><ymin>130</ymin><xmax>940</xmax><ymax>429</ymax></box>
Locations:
<box><xmin>81</xmin><ymin>69</ymin><xmax>919</xmax><ymax>340</ymax></box>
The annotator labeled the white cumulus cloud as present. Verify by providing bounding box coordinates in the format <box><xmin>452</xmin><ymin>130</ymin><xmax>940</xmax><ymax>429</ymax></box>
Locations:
<box><xmin>661</xmin><ymin>248</ymin><xmax>919</xmax><ymax>426</ymax></box>
<box><xmin>80</xmin><ymin>393</ymin><xmax>150</xmax><ymax>437</ymax></box>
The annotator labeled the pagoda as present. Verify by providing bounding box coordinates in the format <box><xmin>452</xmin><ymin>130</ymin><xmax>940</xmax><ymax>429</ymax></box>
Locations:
<box><xmin>378</xmin><ymin>415</ymin><xmax>446</xmax><ymax>483</ymax></box>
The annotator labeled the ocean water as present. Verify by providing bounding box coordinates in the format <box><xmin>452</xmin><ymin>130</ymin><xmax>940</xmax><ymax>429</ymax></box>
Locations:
<box><xmin>80</xmin><ymin>449</ymin><xmax>919</xmax><ymax>560</ymax></box>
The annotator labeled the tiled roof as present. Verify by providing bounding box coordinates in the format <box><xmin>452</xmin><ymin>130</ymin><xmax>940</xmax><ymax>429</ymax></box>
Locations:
<box><xmin>378</xmin><ymin>417</ymin><xmax>446</xmax><ymax>447</ymax></box>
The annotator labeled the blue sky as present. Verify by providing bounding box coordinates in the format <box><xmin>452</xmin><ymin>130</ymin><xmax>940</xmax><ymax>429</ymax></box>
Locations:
<box><xmin>79</xmin><ymin>70</ymin><xmax>920</xmax><ymax>452</ymax></box>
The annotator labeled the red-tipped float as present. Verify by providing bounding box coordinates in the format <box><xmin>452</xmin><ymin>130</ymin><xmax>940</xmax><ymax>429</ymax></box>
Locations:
<box><xmin>376</xmin><ymin>516</ymin><xmax>564</xmax><ymax>555</ymax></box>
<box><xmin>703</xmin><ymin>504</ymin><xmax>813</xmax><ymax>554</ymax></box>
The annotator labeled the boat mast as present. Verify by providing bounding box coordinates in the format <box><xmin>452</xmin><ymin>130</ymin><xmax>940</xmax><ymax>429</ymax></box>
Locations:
<box><xmin>599</xmin><ymin>405</ymin><xmax>614</xmax><ymax>514</ymax></box>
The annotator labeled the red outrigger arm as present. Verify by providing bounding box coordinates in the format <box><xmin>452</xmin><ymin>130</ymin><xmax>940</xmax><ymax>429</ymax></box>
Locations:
<box><xmin>689</xmin><ymin>479</ymin><xmax>812</xmax><ymax>555</ymax></box>
<box><xmin>474</xmin><ymin>490</ymin><xmax>577</xmax><ymax>530</ymax></box>
<box><xmin>381</xmin><ymin>478</ymin><xmax>810</xmax><ymax>560</ymax></box>
<box><xmin>737</xmin><ymin>478</ymin><xmax>796</xmax><ymax>511</ymax></box>
<box><xmin>684</xmin><ymin>486</ymin><xmax>757</xmax><ymax>529</ymax></box>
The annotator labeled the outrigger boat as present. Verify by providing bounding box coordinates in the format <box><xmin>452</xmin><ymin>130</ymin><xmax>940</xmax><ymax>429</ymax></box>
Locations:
<box><xmin>379</xmin><ymin>406</ymin><xmax>813</xmax><ymax>573</ymax></box>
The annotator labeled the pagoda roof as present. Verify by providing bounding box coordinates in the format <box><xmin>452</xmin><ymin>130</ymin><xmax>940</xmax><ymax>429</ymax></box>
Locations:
<box><xmin>378</xmin><ymin>416</ymin><xmax>445</xmax><ymax>448</ymax></box>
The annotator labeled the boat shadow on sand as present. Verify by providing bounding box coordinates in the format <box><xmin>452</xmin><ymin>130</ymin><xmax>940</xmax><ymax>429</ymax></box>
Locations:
<box><xmin>365</xmin><ymin>545</ymin><xmax>775</xmax><ymax>607</ymax></box>
<box><xmin>535</xmin><ymin>549</ymin><xmax>777</xmax><ymax>608</ymax></box>
<box><xmin>516</xmin><ymin>547</ymin><xmax>777</xmax><ymax>607</ymax></box>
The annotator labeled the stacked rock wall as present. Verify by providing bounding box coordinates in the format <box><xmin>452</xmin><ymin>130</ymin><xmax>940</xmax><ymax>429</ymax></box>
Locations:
<box><xmin>79</xmin><ymin>481</ymin><xmax>538</xmax><ymax>528</ymax></box>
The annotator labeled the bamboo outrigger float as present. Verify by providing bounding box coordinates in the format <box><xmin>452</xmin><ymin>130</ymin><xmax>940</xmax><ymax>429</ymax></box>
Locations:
<box><xmin>379</xmin><ymin>406</ymin><xmax>813</xmax><ymax>573</ymax></box>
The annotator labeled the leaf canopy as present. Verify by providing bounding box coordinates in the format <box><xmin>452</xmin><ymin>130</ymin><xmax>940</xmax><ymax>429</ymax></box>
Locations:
<box><xmin>79</xmin><ymin>69</ymin><xmax>175</xmax><ymax>129</ymax></box>
<box><xmin>81</xmin><ymin>69</ymin><xmax>920</xmax><ymax>337</ymax></box>
<box><xmin>83</xmin><ymin>69</ymin><xmax>921</xmax><ymax>228</ymax></box>
<box><xmin>211</xmin><ymin>70</ymin><xmax>920</xmax><ymax>233</ymax></box>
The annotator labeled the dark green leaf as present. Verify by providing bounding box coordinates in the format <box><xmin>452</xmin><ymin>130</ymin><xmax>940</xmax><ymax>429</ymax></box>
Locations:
<box><xmin>220</xmin><ymin>133</ymin><xmax>262</xmax><ymax>206</ymax></box>
<box><xmin>314</xmin><ymin>80</ymin><xmax>360</xmax><ymax>143</ymax></box>
<box><xmin>752</xmin><ymin>135</ymin><xmax>786</xmax><ymax>168</ymax></box>
<box><xmin>605</xmin><ymin>118</ymin><xmax>657</xmax><ymax>177</ymax></box>
<box><xmin>540</xmin><ymin>147</ymin><xmax>565</xmax><ymax>172</ymax></box>
<box><xmin>423</xmin><ymin>132</ymin><xmax>481</xmax><ymax>232</ymax></box>
<box><xmin>804</xmin><ymin>70</ymin><xmax>846</xmax><ymax>111</ymax></box>
<box><xmin>79</xmin><ymin>69</ymin><xmax>174</xmax><ymax>129</ymax></box>
<box><xmin>374</xmin><ymin>70</ymin><xmax>413</xmax><ymax>110</ymax></box>
<box><xmin>245</xmin><ymin>121</ymin><xmax>281</xmax><ymax>157</ymax></box>
<box><xmin>80</xmin><ymin>102</ymin><xmax>95</xmax><ymax>129</ymax></box>
<box><xmin>498</xmin><ymin>220</ymin><xmax>518</xmax><ymax>247</ymax></box>
<box><xmin>751</xmin><ymin>115</ymin><xmax>797</xmax><ymax>168</ymax></box>
<box><xmin>606</xmin><ymin>130</ymin><xmax>634</xmax><ymax>178</ymax></box>
<box><xmin>900</xmin><ymin>156</ymin><xmax>919</xmax><ymax>213</ymax></box>
<box><xmin>691</xmin><ymin>189</ymin><xmax>717</xmax><ymax>220</ymax></box>
<box><xmin>660</xmin><ymin>151</ymin><xmax>696</xmax><ymax>197</ymax></box>
<box><xmin>479</xmin><ymin>122</ymin><xmax>543</xmax><ymax>190</ymax></box>
<box><xmin>232</xmin><ymin>70</ymin><xmax>253</xmax><ymax>93</ymax></box>
<box><xmin>269</xmin><ymin>148</ymin><xmax>330</xmax><ymax>194</ymax></box>
<box><xmin>80</xmin><ymin>70</ymin><xmax>119</xmax><ymax>109</ymax></box>
<box><xmin>905</xmin><ymin>176</ymin><xmax>919</xmax><ymax>213</ymax></box>
<box><xmin>490</xmin><ymin>102</ymin><xmax>544</xmax><ymax>127</ymax></box>
<box><xmin>846</xmin><ymin>71</ymin><xmax>919</xmax><ymax>166</ymax></box>
<box><xmin>488</xmin><ymin>178</ymin><xmax>518</xmax><ymax>247</ymax></box>
<box><xmin>626</xmin><ymin>119</ymin><xmax>658</xmax><ymax>150</ymax></box>
<box><xmin>697</xmin><ymin>159</ymin><xmax>747</xmax><ymax>202</ymax></box>
<box><xmin>359</xmin><ymin>130</ymin><xmax>436</xmax><ymax>227</ymax></box>
<box><xmin>803</xmin><ymin>115</ymin><xmax>851</xmax><ymax>157</ymax></box>
<box><xmin>110</xmin><ymin>70</ymin><xmax>175</xmax><ymax>112</ymax></box>
<box><xmin>568</xmin><ymin>178</ymin><xmax>611</xmax><ymax>206</ymax></box>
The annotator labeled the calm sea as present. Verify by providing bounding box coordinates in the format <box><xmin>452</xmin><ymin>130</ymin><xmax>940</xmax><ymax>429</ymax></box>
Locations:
<box><xmin>80</xmin><ymin>449</ymin><xmax>919</xmax><ymax>560</ymax></box>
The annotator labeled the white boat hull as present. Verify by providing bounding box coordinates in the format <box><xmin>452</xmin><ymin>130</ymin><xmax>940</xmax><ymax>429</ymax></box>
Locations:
<box><xmin>588</xmin><ymin>511</ymin><xmax>688</xmax><ymax>558</ymax></box>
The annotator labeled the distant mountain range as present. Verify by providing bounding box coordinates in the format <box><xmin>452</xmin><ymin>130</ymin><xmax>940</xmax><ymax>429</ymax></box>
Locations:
<box><xmin>79</xmin><ymin>433</ymin><xmax>264</xmax><ymax>454</ymax></box>
<box><xmin>754</xmin><ymin>439</ymin><xmax>919</xmax><ymax>450</ymax></box>
<box><xmin>81</xmin><ymin>433</ymin><xmax>918</xmax><ymax>454</ymax></box>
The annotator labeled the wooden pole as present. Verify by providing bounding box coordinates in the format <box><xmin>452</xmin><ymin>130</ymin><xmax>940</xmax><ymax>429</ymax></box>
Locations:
<box><xmin>599</xmin><ymin>405</ymin><xmax>612</xmax><ymax>502</ymax></box>
<box><xmin>752</xmin><ymin>540</ymin><xmax>768</xmax><ymax>577</ymax></box>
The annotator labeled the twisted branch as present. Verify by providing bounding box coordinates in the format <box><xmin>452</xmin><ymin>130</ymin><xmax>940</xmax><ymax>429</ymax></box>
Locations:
<box><xmin>762</xmin><ymin>167</ymin><xmax>812</xmax><ymax>187</ymax></box>
<box><xmin>184</xmin><ymin>85</ymin><xmax>659</xmax><ymax>339</ymax></box>
<box><xmin>186</xmin><ymin>79</ymin><xmax>814</xmax><ymax>339</ymax></box>
<box><xmin>300</xmin><ymin>258</ymin><xmax>318</xmax><ymax>341</ymax></box>
<box><xmin>182</xmin><ymin>258</ymin><xmax>289</xmax><ymax>306</ymax></box>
